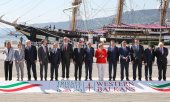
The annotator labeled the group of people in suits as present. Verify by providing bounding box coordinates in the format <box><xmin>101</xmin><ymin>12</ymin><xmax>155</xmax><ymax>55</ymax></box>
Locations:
<box><xmin>106</xmin><ymin>39</ymin><xmax>169</xmax><ymax>81</ymax></box>
<box><xmin>2</xmin><ymin>37</ymin><xmax>169</xmax><ymax>81</ymax></box>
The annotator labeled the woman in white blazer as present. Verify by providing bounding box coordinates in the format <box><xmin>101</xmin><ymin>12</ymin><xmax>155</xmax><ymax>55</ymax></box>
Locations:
<box><xmin>3</xmin><ymin>41</ymin><xmax>14</xmax><ymax>81</ymax></box>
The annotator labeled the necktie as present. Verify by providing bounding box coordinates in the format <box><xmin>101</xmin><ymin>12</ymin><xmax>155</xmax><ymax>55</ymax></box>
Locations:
<box><xmin>78</xmin><ymin>48</ymin><xmax>80</xmax><ymax>53</ymax></box>
<box><xmin>8</xmin><ymin>48</ymin><xmax>10</xmax><ymax>54</ymax></box>
<box><xmin>88</xmin><ymin>48</ymin><xmax>90</xmax><ymax>52</ymax></box>
<box><xmin>55</xmin><ymin>49</ymin><xmax>57</xmax><ymax>53</ymax></box>
<box><xmin>29</xmin><ymin>46</ymin><xmax>31</xmax><ymax>51</ymax></box>
<box><xmin>162</xmin><ymin>48</ymin><xmax>164</xmax><ymax>54</ymax></box>
<box><xmin>111</xmin><ymin>47</ymin><xmax>114</xmax><ymax>51</ymax></box>
<box><xmin>65</xmin><ymin>44</ymin><xmax>67</xmax><ymax>51</ymax></box>
<box><xmin>44</xmin><ymin>46</ymin><xmax>46</xmax><ymax>53</ymax></box>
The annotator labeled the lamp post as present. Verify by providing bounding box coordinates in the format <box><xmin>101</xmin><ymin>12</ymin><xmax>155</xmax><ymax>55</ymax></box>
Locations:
<box><xmin>159</xmin><ymin>0</ymin><xmax>163</xmax><ymax>42</ymax></box>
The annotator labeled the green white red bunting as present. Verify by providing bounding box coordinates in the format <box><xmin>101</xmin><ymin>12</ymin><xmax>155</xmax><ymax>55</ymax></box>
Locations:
<box><xmin>0</xmin><ymin>81</ymin><xmax>170</xmax><ymax>93</ymax></box>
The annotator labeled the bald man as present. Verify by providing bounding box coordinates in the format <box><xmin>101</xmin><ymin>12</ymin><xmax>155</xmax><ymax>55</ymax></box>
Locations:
<box><xmin>155</xmin><ymin>42</ymin><xmax>169</xmax><ymax>81</ymax></box>
<box><xmin>25</xmin><ymin>40</ymin><xmax>37</xmax><ymax>81</ymax></box>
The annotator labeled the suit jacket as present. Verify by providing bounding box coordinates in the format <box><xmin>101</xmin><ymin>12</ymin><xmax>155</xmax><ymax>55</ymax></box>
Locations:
<box><xmin>73</xmin><ymin>48</ymin><xmax>85</xmax><ymax>64</ymax></box>
<box><xmin>60</xmin><ymin>43</ymin><xmax>73</xmax><ymax>61</ymax></box>
<box><xmin>3</xmin><ymin>48</ymin><xmax>15</xmax><ymax>61</ymax></box>
<box><xmin>95</xmin><ymin>49</ymin><xmax>107</xmax><ymax>63</ymax></box>
<box><xmin>155</xmin><ymin>47</ymin><xmax>169</xmax><ymax>64</ymax></box>
<box><xmin>49</xmin><ymin>48</ymin><xmax>61</xmax><ymax>65</ymax></box>
<box><xmin>144</xmin><ymin>48</ymin><xmax>155</xmax><ymax>63</ymax></box>
<box><xmin>84</xmin><ymin>47</ymin><xmax>94</xmax><ymax>63</ymax></box>
<box><xmin>119</xmin><ymin>47</ymin><xmax>131</xmax><ymax>62</ymax></box>
<box><xmin>107</xmin><ymin>46</ymin><xmax>119</xmax><ymax>62</ymax></box>
<box><xmin>14</xmin><ymin>49</ymin><xmax>25</xmax><ymax>62</ymax></box>
<box><xmin>25</xmin><ymin>45</ymin><xmax>37</xmax><ymax>62</ymax></box>
<box><xmin>38</xmin><ymin>46</ymin><xmax>49</xmax><ymax>63</ymax></box>
<box><xmin>130</xmin><ymin>45</ymin><xmax>144</xmax><ymax>61</ymax></box>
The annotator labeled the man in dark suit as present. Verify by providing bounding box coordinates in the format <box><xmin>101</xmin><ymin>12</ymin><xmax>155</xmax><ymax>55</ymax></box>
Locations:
<box><xmin>84</xmin><ymin>42</ymin><xmax>94</xmax><ymax>81</ymax></box>
<box><xmin>144</xmin><ymin>44</ymin><xmax>155</xmax><ymax>81</ymax></box>
<box><xmin>73</xmin><ymin>42</ymin><xmax>84</xmax><ymax>81</ymax></box>
<box><xmin>131</xmin><ymin>39</ymin><xmax>144</xmax><ymax>81</ymax></box>
<box><xmin>107</xmin><ymin>40</ymin><xmax>119</xmax><ymax>81</ymax></box>
<box><xmin>155</xmin><ymin>42</ymin><xmax>169</xmax><ymax>81</ymax></box>
<box><xmin>60</xmin><ymin>37</ymin><xmax>73</xmax><ymax>80</ymax></box>
<box><xmin>119</xmin><ymin>41</ymin><xmax>130</xmax><ymax>81</ymax></box>
<box><xmin>49</xmin><ymin>42</ymin><xmax>61</xmax><ymax>81</ymax></box>
<box><xmin>38</xmin><ymin>39</ymin><xmax>49</xmax><ymax>81</ymax></box>
<box><xmin>25</xmin><ymin>40</ymin><xmax>37</xmax><ymax>81</ymax></box>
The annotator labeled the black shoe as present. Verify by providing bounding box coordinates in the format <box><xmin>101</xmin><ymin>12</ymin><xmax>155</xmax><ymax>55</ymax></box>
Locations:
<box><xmin>45</xmin><ymin>79</ymin><xmax>47</xmax><ymax>81</ymax></box>
<box><xmin>163</xmin><ymin>79</ymin><xmax>166</xmax><ymax>81</ymax></box>
<box><xmin>109</xmin><ymin>78</ymin><xmax>111</xmax><ymax>81</ymax></box>
<box><xmin>50</xmin><ymin>79</ymin><xmax>53</xmax><ymax>81</ymax></box>
<box><xmin>85</xmin><ymin>79</ymin><xmax>87</xmax><ymax>81</ymax></box>
<box><xmin>133</xmin><ymin>79</ymin><xmax>136</xmax><ymax>81</ymax></box>
<box><xmin>55</xmin><ymin>79</ymin><xmax>58</xmax><ymax>81</ymax></box>
<box><xmin>149</xmin><ymin>78</ymin><xmax>152</xmax><ymax>81</ymax></box>
<box><xmin>126</xmin><ymin>79</ymin><xmax>130</xmax><ymax>81</ymax></box>
<box><xmin>145</xmin><ymin>79</ymin><xmax>148</xmax><ymax>81</ymax></box>
<box><xmin>113</xmin><ymin>78</ymin><xmax>115</xmax><ymax>81</ymax></box>
<box><xmin>121</xmin><ymin>79</ymin><xmax>123</xmax><ymax>81</ymax></box>
<box><xmin>28</xmin><ymin>79</ymin><xmax>31</xmax><ymax>81</ymax></box>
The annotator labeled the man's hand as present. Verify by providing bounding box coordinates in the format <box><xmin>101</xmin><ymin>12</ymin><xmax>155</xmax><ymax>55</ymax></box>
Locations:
<box><xmin>39</xmin><ymin>61</ymin><xmax>42</xmax><ymax>64</ymax></box>
<box><xmin>144</xmin><ymin>63</ymin><xmax>147</xmax><ymax>66</ymax></box>
<box><xmin>152</xmin><ymin>61</ymin><xmax>155</xmax><ymax>64</ymax></box>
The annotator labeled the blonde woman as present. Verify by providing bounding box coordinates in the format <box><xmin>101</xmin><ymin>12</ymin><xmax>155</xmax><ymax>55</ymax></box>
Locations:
<box><xmin>95</xmin><ymin>43</ymin><xmax>107</xmax><ymax>81</ymax></box>
<box><xmin>3</xmin><ymin>42</ymin><xmax>14</xmax><ymax>81</ymax></box>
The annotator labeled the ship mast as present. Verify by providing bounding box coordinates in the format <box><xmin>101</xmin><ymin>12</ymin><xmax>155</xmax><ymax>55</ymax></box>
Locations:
<box><xmin>160</xmin><ymin>0</ymin><xmax>169</xmax><ymax>26</ymax></box>
<box><xmin>115</xmin><ymin>0</ymin><xmax>124</xmax><ymax>26</ymax></box>
<box><xmin>71</xmin><ymin>0</ymin><xmax>82</xmax><ymax>31</ymax></box>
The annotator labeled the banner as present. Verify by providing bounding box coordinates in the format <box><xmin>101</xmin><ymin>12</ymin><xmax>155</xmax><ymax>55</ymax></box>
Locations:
<box><xmin>0</xmin><ymin>81</ymin><xmax>170</xmax><ymax>93</ymax></box>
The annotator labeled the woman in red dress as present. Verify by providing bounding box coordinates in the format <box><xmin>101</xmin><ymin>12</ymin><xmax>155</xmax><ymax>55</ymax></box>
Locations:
<box><xmin>95</xmin><ymin>43</ymin><xmax>107</xmax><ymax>81</ymax></box>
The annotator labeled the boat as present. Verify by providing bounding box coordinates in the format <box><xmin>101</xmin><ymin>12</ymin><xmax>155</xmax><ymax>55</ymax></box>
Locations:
<box><xmin>102</xmin><ymin>0</ymin><xmax>170</xmax><ymax>43</ymax></box>
<box><xmin>0</xmin><ymin>0</ymin><xmax>170</xmax><ymax>43</ymax></box>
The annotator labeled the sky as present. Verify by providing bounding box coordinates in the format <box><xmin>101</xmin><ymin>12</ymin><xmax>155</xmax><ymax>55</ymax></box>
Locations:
<box><xmin>0</xmin><ymin>0</ymin><xmax>160</xmax><ymax>28</ymax></box>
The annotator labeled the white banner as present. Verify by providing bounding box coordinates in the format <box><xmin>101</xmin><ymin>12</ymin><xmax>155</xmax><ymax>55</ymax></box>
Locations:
<box><xmin>0</xmin><ymin>81</ymin><xmax>170</xmax><ymax>93</ymax></box>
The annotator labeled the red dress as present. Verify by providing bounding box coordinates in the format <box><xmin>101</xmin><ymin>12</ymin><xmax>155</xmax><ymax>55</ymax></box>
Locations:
<box><xmin>95</xmin><ymin>49</ymin><xmax>107</xmax><ymax>63</ymax></box>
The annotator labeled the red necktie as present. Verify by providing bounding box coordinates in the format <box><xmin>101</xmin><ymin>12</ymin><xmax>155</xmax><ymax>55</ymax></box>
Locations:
<box><xmin>65</xmin><ymin>45</ymin><xmax>67</xmax><ymax>51</ymax></box>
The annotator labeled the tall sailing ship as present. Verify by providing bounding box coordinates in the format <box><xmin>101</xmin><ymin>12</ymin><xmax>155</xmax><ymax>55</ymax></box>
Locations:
<box><xmin>0</xmin><ymin>0</ymin><xmax>170</xmax><ymax>43</ymax></box>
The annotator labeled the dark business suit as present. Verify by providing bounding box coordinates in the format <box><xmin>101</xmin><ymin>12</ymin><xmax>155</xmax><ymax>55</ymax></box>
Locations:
<box><xmin>119</xmin><ymin>47</ymin><xmax>131</xmax><ymax>81</ymax></box>
<box><xmin>73</xmin><ymin>48</ymin><xmax>84</xmax><ymax>81</ymax></box>
<box><xmin>155</xmin><ymin>47</ymin><xmax>169</xmax><ymax>81</ymax></box>
<box><xmin>25</xmin><ymin>45</ymin><xmax>37</xmax><ymax>81</ymax></box>
<box><xmin>60</xmin><ymin>43</ymin><xmax>73</xmax><ymax>79</ymax></box>
<box><xmin>84</xmin><ymin>47</ymin><xmax>94</xmax><ymax>80</ymax></box>
<box><xmin>107</xmin><ymin>46</ymin><xmax>119</xmax><ymax>80</ymax></box>
<box><xmin>38</xmin><ymin>46</ymin><xmax>49</xmax><ymax>80</ymax></box>
<box><xmin>49</xmin><ymin>48</ymin><xmax>61</xmax><ymax>81</ymax></box>
<box><xmin>144</xmin><ymin>48</ymin><xmax>155</xmax><ymax>80</ymax></box>
<box><xmin>131</xmin><ymin>45</ymin><xmax>144</xmax><ymax>81</ymax></box>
